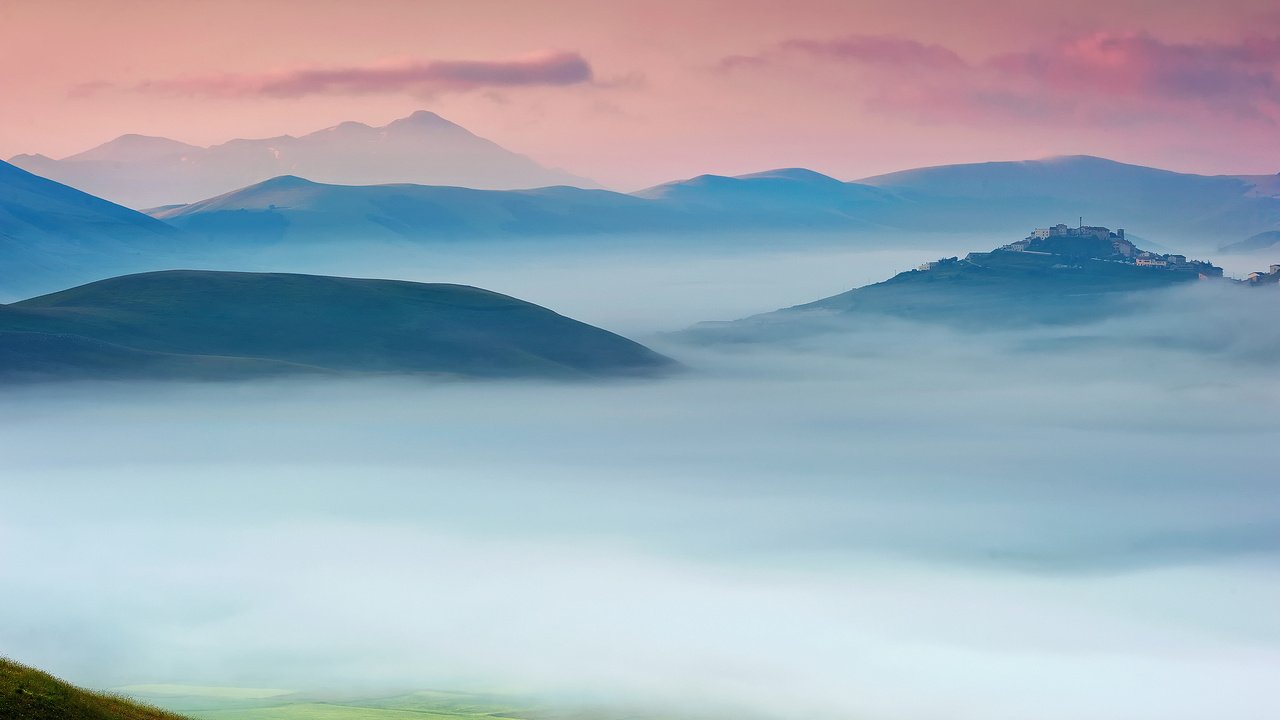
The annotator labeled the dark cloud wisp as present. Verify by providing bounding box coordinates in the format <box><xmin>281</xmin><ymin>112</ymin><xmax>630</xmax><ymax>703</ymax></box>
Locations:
<box><xmin>79</xmin><ymin>52</ymin><xmax>594</xmax><ymax>99</ymax></box>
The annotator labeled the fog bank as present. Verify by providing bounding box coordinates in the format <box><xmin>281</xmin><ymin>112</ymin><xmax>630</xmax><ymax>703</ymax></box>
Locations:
<box><xmin>3</xmin><ymin>283</ymin><xmax>1280</xmax><ymax>718</ymax></box>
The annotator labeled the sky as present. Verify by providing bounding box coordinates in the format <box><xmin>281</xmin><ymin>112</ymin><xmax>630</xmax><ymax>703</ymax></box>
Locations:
<box><xmin>3</xmin><ymin>0</ymin><xmax>1280</xmax><ymax>188</ymax></box>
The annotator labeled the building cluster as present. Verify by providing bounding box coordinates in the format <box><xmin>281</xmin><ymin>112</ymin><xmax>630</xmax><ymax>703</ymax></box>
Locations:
<box><xmin>917</xmin><ymin>257</ymin><xmax>959</xmax><ymax>271</ymax></box>
<box><xmin>1244</xmin><ymin>264</ymin><xmax>1280</xmax><ymax>285</ymax></box>
<box><xmin>1000</xmin><ymin>223</ymin><xmax>1223</xmax><ymax>277</ymax></box>
<box><xmin>1020</xmin><ymin>223</ymin><xmax>1135</xmax><ymax>255</ymax></box>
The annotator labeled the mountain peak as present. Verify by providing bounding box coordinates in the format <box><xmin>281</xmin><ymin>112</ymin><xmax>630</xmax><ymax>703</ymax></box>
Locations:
<box><xmin>257</xmin><ymin>174</ymin><xmax>312</xmax><ymax>184</ymax></box>
<box><xmin>400</xmin><ymin>110</ymin><xmax>450</xmax><ymax>125</ymax></box>
<box><xmin>252</xmin><ymin>174</ymin><xmax>317</xmax><ymax>189</ymax></box>
<box><xmin>1039</xmin><ymin>154</ymin><xmax>1111</xmax><ymax>162</ymax></box>
<box><xmin>1035</xmin><ymin>154</ymin><xmax>1138</xmax><ymax>168</ymax></box>
<box><xmin>384</xmin><ymin>110</ymin><xmax>470</xmax><ymax>134</ymax></box>
<box><xmin>319</xmin><ymin>120</ymin><xmax>374</xmax><ymax>135</ymax></box>
<box><xmin>64</xmin><ymin>134</ymin><xmax>202</xmax><ymax>162</ymax></box>
<box><xmin>736</xmin><ymin>168</ymin><xmax>844</xmax><ymax>184</ymax></box>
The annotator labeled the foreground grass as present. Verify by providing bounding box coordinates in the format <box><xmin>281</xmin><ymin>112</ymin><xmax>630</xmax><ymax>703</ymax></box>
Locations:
<box><xmin>0</xmin><ymin>659</ymin><xmax>720</xmax><ymax>720</ymax></box>
<box><xmin>0</xmin><ymin>658</ymin><xmax>191</xmax><ymax>720</ymax></box>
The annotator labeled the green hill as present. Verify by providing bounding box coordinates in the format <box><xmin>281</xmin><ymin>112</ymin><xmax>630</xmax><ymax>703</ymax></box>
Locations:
<box><xmin>680</xmin><ymin>235</ymin><xmax>1227</xmax><ymax>343</ymax></box>
<box><xmin>0</xmin><ymin>658</ymin><xmax>190</xmax><ymax>720</ymax></box>
<box><xmin>794</xmin><ymin>249</ymin><xmax>1207</xmax><ymax>327</ymax></box>
<box><xmin>0</xmin><ymin>270</ymin><xmax>676</xmax><ymax>382</ymax></box>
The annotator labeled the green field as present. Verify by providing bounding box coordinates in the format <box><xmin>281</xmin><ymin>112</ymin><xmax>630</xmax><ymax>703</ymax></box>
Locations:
<box><xmin>119</xmin><ymin>688</ymin><xmax>520</xmax><ymax>720</ymax></box>
<box><xmin>120</xmin><ymin>686</ymin><xmax>723</xmax><ymax>720</ymax></box>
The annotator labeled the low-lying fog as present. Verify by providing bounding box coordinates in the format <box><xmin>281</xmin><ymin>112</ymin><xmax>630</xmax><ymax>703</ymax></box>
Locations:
<box><xmin>3</xmin><ymin>231</ymin><xmax>988</xmax><ymax>330</ymax></box>
<box><xmin>3</xmin><ymin>242</ymin><xmax>1280</xmax><ymax>720</ymax></box>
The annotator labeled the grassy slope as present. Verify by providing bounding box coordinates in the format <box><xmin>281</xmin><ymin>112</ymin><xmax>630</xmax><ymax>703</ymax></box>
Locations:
<box><xmin>0</xmin><ymin>270</ymin><xmax>674</xmax><ymax>380</ymax></box>
<box><xmin>0</xmin><ymin>658</ymin><xmax>191</xmax><ymax>720</ymax></box>
<box><xmin>796</xmin><ymin>250</ymin><xmax>1204</xmax><ymax>326</ymax></box>
<box><xmin>0</xmin><ymin>331</ymin><xmax>332</xmax><ymax>382</ymax></box>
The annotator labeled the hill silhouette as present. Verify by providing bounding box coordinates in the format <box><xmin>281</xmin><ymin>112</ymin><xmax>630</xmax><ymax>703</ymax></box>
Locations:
<box><xmin>0</xmin><ymin>271</ymin><xmax>676</xmax><ymax>381</ymax></box>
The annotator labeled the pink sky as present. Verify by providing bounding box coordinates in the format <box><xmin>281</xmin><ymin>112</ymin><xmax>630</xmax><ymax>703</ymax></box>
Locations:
<box><xmin>3</xmin><ymin>0</ymin><xmax>1279</xmax><ymax>189</ymax></box>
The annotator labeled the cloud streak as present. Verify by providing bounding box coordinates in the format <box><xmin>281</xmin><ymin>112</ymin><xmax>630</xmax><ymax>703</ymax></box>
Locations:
<box><xmin>779</xmin><ymin>34</ymin><xmax>966</xmax><ymax>69</ymax></box>
<box><xmin>85</xmin><ymin>52</ymin><xmax>594</xmax><ymax>99</ymax></box>
<box><xmin>723</xmin><ymin>31</ymin><xmax>1280</xmax><ymax>125</ymax></box>
<box><xmin>990</xmin><ymin>32</ymin><xmax>1280</xmax><ymax>117</ymax></box>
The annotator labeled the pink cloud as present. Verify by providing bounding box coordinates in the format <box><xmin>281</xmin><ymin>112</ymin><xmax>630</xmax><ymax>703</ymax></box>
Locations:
<box><xmin>779</xmin><ymin>35</ymin><xmax>967</xmax><ymax>69</ymax></box>
<box><xmin>989</xmin><ymin>33</ymin><xmax>1280</xmax><ymax>116</ymax></box>
<box><xmin>722</xmin><ymin>31</ymin><xmax>1280</xmax><ymax>126</ymax></box>
<box><xmin>717</xmin><ymin>34</ymin><xmax>966</xmax><ymax>74</ymax></box>
<box><xmin>86</xmin><ymin>52</ymin><xmax>594</xmax><ymax>99</ymax></box>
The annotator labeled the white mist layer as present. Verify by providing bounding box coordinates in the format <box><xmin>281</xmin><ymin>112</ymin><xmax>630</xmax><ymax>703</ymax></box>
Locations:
<box><xmin>2</xmin><ymin>278</ymin><xmax>1280</xmax><ymax>719</ymax></box>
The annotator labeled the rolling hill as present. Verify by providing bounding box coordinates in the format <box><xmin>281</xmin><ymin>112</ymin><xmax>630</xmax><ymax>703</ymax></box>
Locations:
<box><xmin>789</xmin><ymin>250</ymin><xmax>1206</xmax><ymax>326</ymax></box>
<box><xmin>9</xmin><ymin>111</ymin><xmax>596</xmax><ymax>209</ymax></box>
<box><xmin>680</xmin><ymin>232</ymin><xmax>1227</xmax><ymax>343</ymax></box>
<box><xmin>0</xmin><ymin>657</ymin><xmax>190</xmax><ymax>720</ymax></box>
<box><xmin>0</xmin><ymin>270</ymin><xmax>676</xmax><ymax>381</ymax></box>
<box><xmin>0</xmin><ymin>159</ymin><xmax>181</xmax><ymax>299</ymax></box>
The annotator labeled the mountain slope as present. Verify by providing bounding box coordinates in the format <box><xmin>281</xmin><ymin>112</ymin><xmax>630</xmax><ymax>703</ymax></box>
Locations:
<box><xmin>1222</xmin><ymin>229</ymin><xmax>1280</xmax><ymax>253</ymax></box>
<box><xmin>0</xmin><ymin>270</ymin><xmax>676</xmax><ymax>381</ymax></box>
<box><xmin>8</xmin><ymin>111</ymin><xmax>596</xmax><ymax>208</ymax></box>
<box><xmin>0</xmin><ymin>159</ymin><xmax>174</xmax><ymax>240</ymax></box>
<box><xmin>0</xmin><ymin>657</ymin><xmax>190</xmax><ymax>720</ymax></box>
<box><xmin>858</xmin><ymin>155</ymin><xmax>1280</xmax><ymax>242</ymax></box>
<box><xmin>150</xmin><ymin>175</ymin><xmax>676</xmax><ymax>242</ymax></box>
<box><xmin>148</xmin><ymin>167</ymin><xmax>905</xmax><ymax>242</ymax></box>
<box><xmin>634</xmin><ymin>168</ymin><xmax>898</xmax><ymax>229</ymax></box>
<box><xmin>680</xmin><ymin>232</ymin><xmax>1224</xmax><ymax>344</ymax></box>
<box><xmin>0</xmin><ymin>159</ymin><xmax>180</xmax><ymax>298</ymax></box>
<box><xmin>791</xmin><ymin>250</ymin><xmax>1205</xmax><ymax>327</ymax></box>
<box><xmin>150</xmin><ymin>156</ymin><xmax>1280</xmax><ymax>248</ymax></box>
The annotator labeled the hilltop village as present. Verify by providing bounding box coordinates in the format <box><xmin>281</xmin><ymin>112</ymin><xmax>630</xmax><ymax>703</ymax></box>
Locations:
<box><xmin>917</xmin><ymin>223</ymin><xmax>1228</xmax><ymax>277</ymax></box>
<box><xmin>1004</xmin><ymin>223</ymin><xmax>1224</xmax><ymax>276</ymax></box>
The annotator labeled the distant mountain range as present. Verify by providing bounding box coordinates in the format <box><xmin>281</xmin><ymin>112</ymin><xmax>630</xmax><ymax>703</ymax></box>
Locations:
<box><xmin>145</xmin><ymin>155</ymin><xmax>1280</xmax><ymax>249</ymax></box>
<box><xmin>11</xmin><ymin>108</ymin><xmax>1280</xmax><ymax>247</ymax></box>
<box><xmin>0</xmin><ymin>270</ymin><xmax>675</xmax><ymax>382</ymax></box>
<box><xmin>5</xmin><ymin>150</ymin><xmax>1280</xmax><ymax>300</ymax></box>
<box><xmin>8</xmin><ymin>111</ymin><xmax>597</xmax><ymax>208</ymax></box>
<box><xmin>858</xmin><ymin>155</ymin><xmax>1280</xmax><ymax>245</ymax></box>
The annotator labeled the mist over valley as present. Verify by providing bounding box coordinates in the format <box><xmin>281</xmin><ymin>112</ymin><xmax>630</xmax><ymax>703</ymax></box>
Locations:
<box><xmin>4</xmin><ymin>7</ymin><xmax>1280</xmax><ymax>717</ymax></box>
